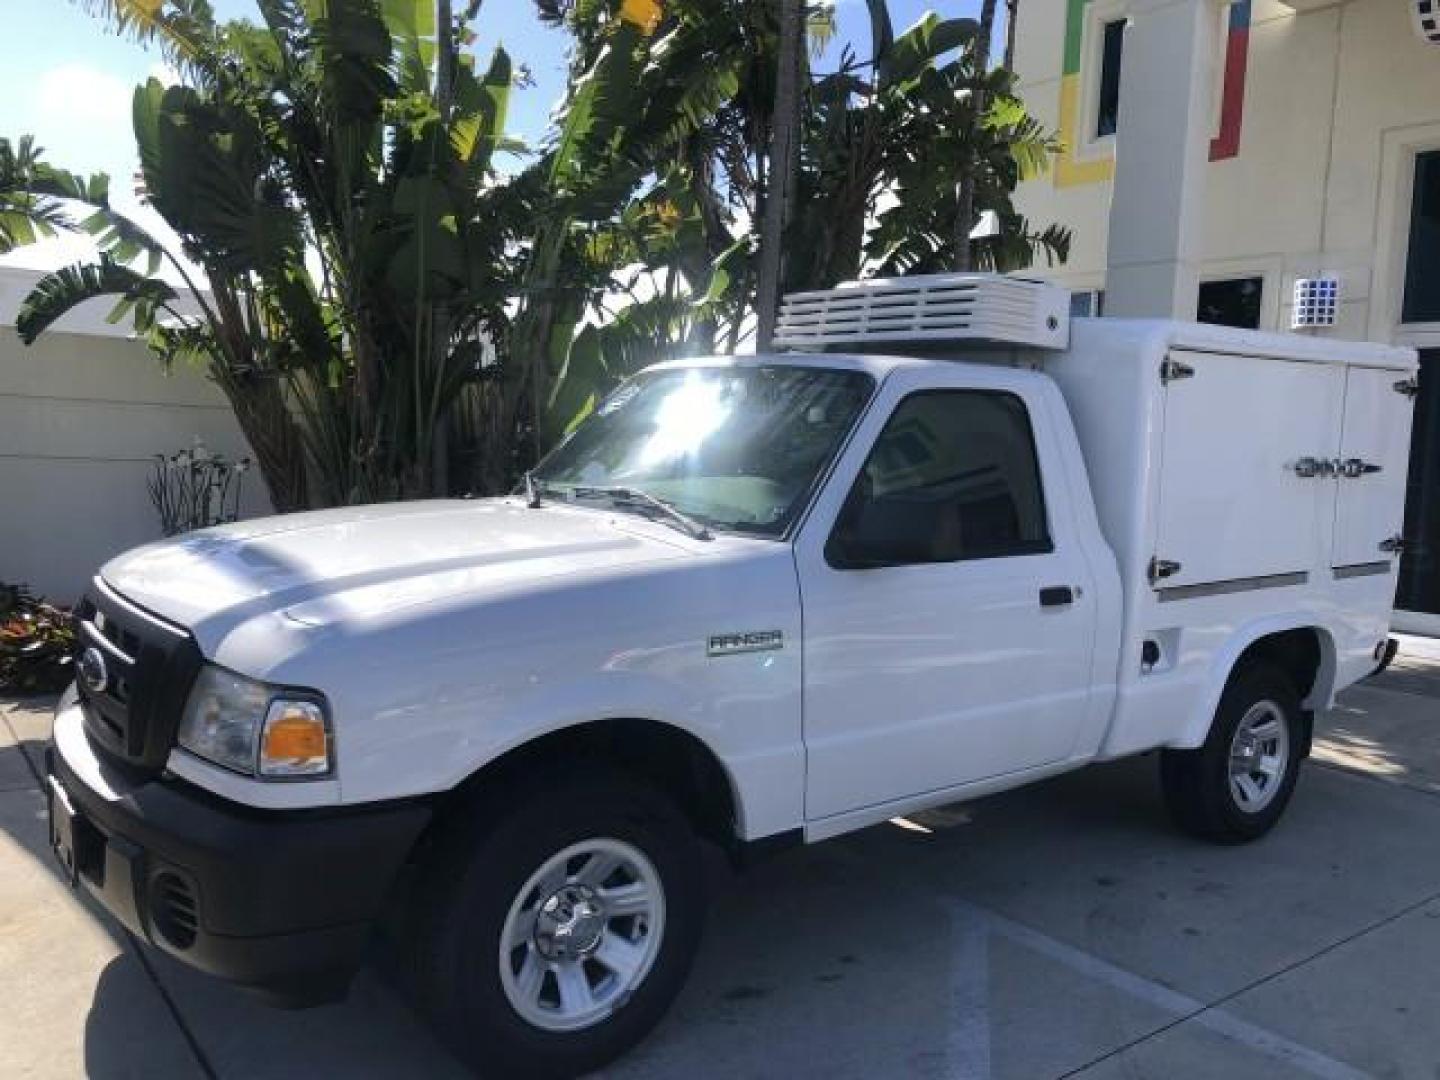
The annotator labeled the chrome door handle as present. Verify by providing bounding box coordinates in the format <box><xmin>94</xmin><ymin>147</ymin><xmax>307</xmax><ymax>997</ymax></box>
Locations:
<box><xmin>1292</xmin><ymin>457</ymin><xmax>1328</xmax><ymax>478</ymax></box>
<box><xmin>1339</xmin><ymin>458</ymin><xmax>1383</xmax><ymax>479</ymax></box>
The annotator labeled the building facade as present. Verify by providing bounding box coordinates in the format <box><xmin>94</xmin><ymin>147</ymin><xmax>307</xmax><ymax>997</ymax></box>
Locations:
<box><xmin>1013</xmin><ymin>0</ymin><xmax>1440</xmax><ymax>632</ymax></box>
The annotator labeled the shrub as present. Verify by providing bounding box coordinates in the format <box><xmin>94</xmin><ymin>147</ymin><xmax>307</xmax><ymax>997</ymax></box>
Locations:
<box><xmin>0</xmin><ymin>583</ymin><xmax>75</xmax><ymax>695</ymax></box>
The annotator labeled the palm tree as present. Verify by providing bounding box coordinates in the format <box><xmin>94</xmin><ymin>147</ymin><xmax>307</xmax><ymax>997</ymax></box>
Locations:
<box><xmin>0</xmin><ymin>137</ymin><xmax>105</xmax><ymax>254</ymax></box>
<box><xmin>955</xmin><ymin>0</ymin><xmax>999</xmax><ymax>271</ymax></box>
<box><xmin>754</xmin><ymin>0</ymin><xmax>805</xmax><ymax>352</ymax></box>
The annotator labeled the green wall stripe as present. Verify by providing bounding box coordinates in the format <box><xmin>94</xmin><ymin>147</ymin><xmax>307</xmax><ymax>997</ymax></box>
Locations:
<box><xmin>1063</xmin><ymin>0</ymin><xmax>1094</xmax><ymax>76</ymax></box>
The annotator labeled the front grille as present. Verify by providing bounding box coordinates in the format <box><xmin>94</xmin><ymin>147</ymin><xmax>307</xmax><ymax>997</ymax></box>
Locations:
<box><xmin>149</xmin><ymin>870</ymin><xmax>199</xmax><ymax>950</ymax></box>
<box><xmin>73</xmin><ymin>582</ymin><xmax>203</xmax><ymax>775</ymax></box>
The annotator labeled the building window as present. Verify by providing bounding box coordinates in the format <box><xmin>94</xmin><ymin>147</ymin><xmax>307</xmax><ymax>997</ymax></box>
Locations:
<box><xmin>1096</xmin><ymin>20</ymin><xmax>1126</xmax><ymax>139</ymax></box>
<box><xmin>1070</xmin><ymin>290</ymin><xmax>1106</xmax><ymax>318</ymax></box>
<box><xmin>1197</xmin><ymin>277</ymin><xmax>1263</xmax><ymax>329</ymax></box>
<box><xmin>1403</xmin><ymin>151</ymin><xmax>1440</xmax><ymax>324</ymax></box>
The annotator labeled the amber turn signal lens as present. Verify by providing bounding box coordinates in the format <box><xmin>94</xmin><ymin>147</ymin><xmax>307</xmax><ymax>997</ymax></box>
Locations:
<box><xmin>259</xmin><ymin>700</ymin><xmax>330</xmax><ymax>777</ymax></box>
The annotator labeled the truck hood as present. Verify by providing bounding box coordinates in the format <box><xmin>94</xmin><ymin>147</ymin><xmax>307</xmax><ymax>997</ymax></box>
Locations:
<box><xmin>101</xmin><ymin>499</ymin><xmax>695</xmax><ymax>647</ymax></box>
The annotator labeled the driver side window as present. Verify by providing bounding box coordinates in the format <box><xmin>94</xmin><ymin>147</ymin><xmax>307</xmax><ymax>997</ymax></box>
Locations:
<box><xmin>826</xmin><ymin>390</ymin><xmax>1053</xmax><ymax>569</ymax></box>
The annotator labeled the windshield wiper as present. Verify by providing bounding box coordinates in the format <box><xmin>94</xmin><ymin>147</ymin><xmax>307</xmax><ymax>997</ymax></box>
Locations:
<box><xmin>571</xmin><ymin>486</ymin><xmax>713</xmax><ymax>542</ymax></box>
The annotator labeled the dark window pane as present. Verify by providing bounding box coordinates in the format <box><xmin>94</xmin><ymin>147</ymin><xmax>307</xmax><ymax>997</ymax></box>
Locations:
<box><xmin>1403</xmin><ymin>151</ymin><xmax>1440</xmax><ymax>324</ymax></box>
<box><xmin>1070</xmin><ymin>290</ymin><xmax>1106</xmax><ymax>318</ymax></box>
<box><xmin>828</xmin><ymin>392</ymin><xmax>1052</xmax><ymax>568</ymax></box>
<box><xmin>1399</xmin><ymin>351</ymin><xmax>1440</xmax><ymax>614</ymax></box>
<box><xmin>1197</xmin><ymin>277</ymin><xmax>1263</xmax><ymax>329</ymax></box>
<box><xmin>1096</xmin><ymin>21</ymin><xmax>1125</xmax><ymax>139</ymax></box>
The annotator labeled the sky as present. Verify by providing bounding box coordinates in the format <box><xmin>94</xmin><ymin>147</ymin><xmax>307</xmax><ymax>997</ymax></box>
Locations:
<box><xmin>0</xmin><ymin>0</ymin><xmax>988</xmax><ymax>272</ymax></box>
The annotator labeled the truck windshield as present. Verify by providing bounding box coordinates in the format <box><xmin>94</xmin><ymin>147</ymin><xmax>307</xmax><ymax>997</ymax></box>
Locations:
<box><xmin>531</xmin><ymin>365</ymin><xmax>874</xmax><ymax>538</ymax></box>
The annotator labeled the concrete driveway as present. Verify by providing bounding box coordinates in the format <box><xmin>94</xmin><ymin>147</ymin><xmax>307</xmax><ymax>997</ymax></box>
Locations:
<box><xmin>4</xmin><ymin>639</ymin><xmax>1440</xmax><ymax>1079</ymax></box>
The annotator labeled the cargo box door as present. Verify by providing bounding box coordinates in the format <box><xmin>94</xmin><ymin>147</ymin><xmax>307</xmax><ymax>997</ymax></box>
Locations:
<box><xmin>1332</xmin><ymin>366</ymin><xmax>1415</xmax><ymax>571</ymax></box>
<box><xmin>1154</xmin><ymin>349</ymin><xmax>1344</xmax><ymax>589</ymax></box>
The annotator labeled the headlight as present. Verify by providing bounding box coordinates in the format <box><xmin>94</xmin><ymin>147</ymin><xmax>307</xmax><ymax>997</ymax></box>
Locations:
<box><xmin>178</xmin><ymin>665</ymin><xmax>332</xmax><ymax>779</ymax></box>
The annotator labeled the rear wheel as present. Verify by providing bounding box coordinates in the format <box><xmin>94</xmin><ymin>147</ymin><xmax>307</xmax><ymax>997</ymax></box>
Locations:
<box><xmin>411</xmin><ymin>770</ymin><xmax>704</xmax><ymax>1078</ymax></box>
<box><xmin>1160</xmin><ymin>661</ymin><xmax>1304</xmax><ymax>842</ymax></box>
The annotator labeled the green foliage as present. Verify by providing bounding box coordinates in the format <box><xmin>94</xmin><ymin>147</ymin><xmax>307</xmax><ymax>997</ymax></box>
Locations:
<box><xmin>16</xmin><ymin>0</ymin><xmax>527</xmax><ymax>506</ymax></box>
<box><xmin>791</xmin><ymin>5</ymin><xmax>1070</xmax><ymax>287</ymax></box>
<box><xmin>10</xmin><ymin>0</ymin><xmax>1071</xmax><ymax>499</ymax></box>
<box><xmin>0</xmin><ymin>137</ymin><xmax>107</xmax><ymax>254</ymax></box>
<box><xmin>16</xmin><ymin>256</ymin><xmax>179</xmax><ymax>343</ymax></box>
<box><xmin>0</xmin><ymin>584</ymin><xmax>76</xmax><ymax>696</ymax></box>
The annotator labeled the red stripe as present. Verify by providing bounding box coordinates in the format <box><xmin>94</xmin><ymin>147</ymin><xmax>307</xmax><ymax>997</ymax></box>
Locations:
<box><xmin>1210</xmin><ymin>29</ymin><xmax>1250</xmax><ymax>161</ymax></box>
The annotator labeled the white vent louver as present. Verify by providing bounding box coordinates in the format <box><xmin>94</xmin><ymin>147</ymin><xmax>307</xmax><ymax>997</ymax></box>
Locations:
<box><xmin>774</xmin><ymin>274</ymin><xmax>1071</xmax><ymax>352</ymax></box>
<box><xmin>1292</xmin><ymin>277</ymin><xmax>1340</xmax><ymax>329</ymax></box>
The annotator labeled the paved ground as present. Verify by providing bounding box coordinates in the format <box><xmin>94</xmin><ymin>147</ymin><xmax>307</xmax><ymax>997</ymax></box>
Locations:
<box><xmin>3</xmin><ymin>639</ymin><xmax>1440</xmax><ymax>1079</ymax></box>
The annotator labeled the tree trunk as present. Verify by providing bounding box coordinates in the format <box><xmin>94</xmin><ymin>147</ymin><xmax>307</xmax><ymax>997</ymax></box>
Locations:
<box><xmin>430</xmin><ymin>0</ymin><xmax>456</xmax><ymax>497</ymax></box>
<box><xmin>215</xmin><ymin>373</ymin><xmax>309</xmax><ymax>514</ymax></box>
<box><xmin>1004</xmin><ymin>0</ymin><xmax>1018</xmax><ymax>71</ymax></box>
<box><xmin>754</xmin><ymin>0</ymin><xmax>805</xmax><ymax>352</ymax></box>
<box><xmin>954</xmin><ymin>0</ymin><xmax>998</xmax><ymax>272</ymax></box>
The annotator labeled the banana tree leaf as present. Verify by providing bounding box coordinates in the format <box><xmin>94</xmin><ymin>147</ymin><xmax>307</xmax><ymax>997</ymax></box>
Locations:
<box><xmin>304</xmin><ymin>0</ymin><xmax>397</xmax><ymax>126</ymax></box>
<box><xmin>133</xmin><ymin>80</ymin><xmax>304</xmax><ymax>275</ymax></box>
<box><xmin>82</xmin><ymin>206</ymin><xmax>167</xmax><ymax>277</ymax></box>
<box><xmin>451</xmin><ymin>47</ymin><xmax>512</xmax><ymax>183</ymax></box>
<box><xmin>16</xmin><ymin>256</ymin><xmax>178</xmax><ymax>345</ymax></box>
<box><xmin>545</xmin><ymin>322</ymin><xmax>606</xmax><ymax>444</ymax></box>
<box><xmin>383</xmin><ymin>0</ymin><xmax>436</xmax><ymax>92</ymax></box>
<box><xmin>880</xmin><ymin>15</ymin><xmax>977</xmax><ymax>88</ymax></box>
<box><xmin>550</xmin><ymin>21</ymin><xmax>647</xmax><ymax>194</ymax></box>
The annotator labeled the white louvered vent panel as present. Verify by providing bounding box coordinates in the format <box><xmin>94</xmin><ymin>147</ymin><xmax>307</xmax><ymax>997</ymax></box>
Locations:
<box><xmin>775</xmin><ymin>274</ymin><xmax>1071</xmax><ymax>351</ymax></box>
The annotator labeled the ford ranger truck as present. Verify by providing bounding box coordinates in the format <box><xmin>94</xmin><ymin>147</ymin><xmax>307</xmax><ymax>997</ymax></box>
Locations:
<box><xmin>46</xmin><ymin>275</ymin><xmax>1418</xmax><ymax>1077</ymax></box>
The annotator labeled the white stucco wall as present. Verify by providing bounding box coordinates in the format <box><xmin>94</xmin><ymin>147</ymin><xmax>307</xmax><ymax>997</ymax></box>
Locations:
<box><xmin>1013</xmin><ymin>0</ymin><xmax>1440</xmax><ymax>345</ymax></box>
<box><xmin>0</xmin><ymin>267</ymin><xmax>271</xmax><ymax>603</ymax></box>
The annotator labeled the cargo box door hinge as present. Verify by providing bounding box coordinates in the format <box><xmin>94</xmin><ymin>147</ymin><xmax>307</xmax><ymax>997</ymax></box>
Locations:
<box><xmin>1394</xmin><ymin>377</ymin><xmax>1420</xmax><ymax>399</ymax></box>
<box><xmin>1148</xmin><ymin>558</ymin><xmax>1183</xmax><ymax>585</ymax></box>
<box><xmin>1160</xmin><ymin>359</ymin><xmax>1196</xmax><ymax>385</ymax></box>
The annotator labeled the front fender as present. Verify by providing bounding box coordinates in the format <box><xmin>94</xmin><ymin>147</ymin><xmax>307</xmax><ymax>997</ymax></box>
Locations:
<box><xmin>426</xmin><ymin>665</ymin><xmax>795</xmax><ymax>841</ymax></box>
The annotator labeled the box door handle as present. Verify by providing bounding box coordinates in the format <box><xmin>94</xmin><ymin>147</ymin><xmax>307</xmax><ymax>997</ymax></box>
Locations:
<box><xmin>1339</xmin><ymin>458</ymin><xmax>1383</xmax><ymax>479</ymax></box>
<box><xmin>1040</xmin><ymin>586</ymin><xmax>1076</xmax><ymax>608</ymax></box>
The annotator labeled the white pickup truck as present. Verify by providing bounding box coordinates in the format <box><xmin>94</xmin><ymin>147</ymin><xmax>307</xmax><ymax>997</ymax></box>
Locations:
<box><xmin>47</xmin><ymin>275</ymin><xmax>1417</xmax><ymax>1077</ymax></box>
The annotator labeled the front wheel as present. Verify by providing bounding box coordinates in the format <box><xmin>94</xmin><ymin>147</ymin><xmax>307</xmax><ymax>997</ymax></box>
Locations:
<box><xmin>1160</xmin><ymin>661</ymin><xmax>1304</xmax><ymax>843</ymax></box>
<box><xmin>410</xmin><ymin>771</ymin><xmax>704</xmax><ymax>1078</ymax></box>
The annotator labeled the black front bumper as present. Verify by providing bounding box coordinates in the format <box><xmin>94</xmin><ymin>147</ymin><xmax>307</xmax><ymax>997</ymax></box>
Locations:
<box><xmin>47</xmin><ymin>741</ymin><xmax>432</xmax><ymax>1006</ymax></box>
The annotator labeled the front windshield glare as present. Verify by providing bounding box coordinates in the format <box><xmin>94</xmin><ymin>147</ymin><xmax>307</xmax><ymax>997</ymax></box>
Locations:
<box><xmin>532</xmin><ymin>365</ymin><xmax>874</xmax><ymax>537</ymax></box>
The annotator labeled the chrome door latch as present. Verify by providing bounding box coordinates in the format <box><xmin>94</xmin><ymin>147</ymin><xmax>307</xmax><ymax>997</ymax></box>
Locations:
<box><xmin>1291</xmin><ymin>457</ymin><xmax>1335</xmax><ymax>479</ymax></box>
<box><xmin>1292</xmin><ymin>457</ymin><xmax>1382</xmax><ymax>479</ymax></box>
<box><xmin>1338</xmin><ymin>458</ymin><xmax>1383</xmax><ymax>479</ymax></box>
<box><xmin>1394</xmin><ymin>378</ymin><xmax>1420</xmax><ymax>399</ymax></box>
<box><xmin>1148</xmin><ymin>558</ymin><xmax>1183</xmax><ymax>584</ymax></box>
<box><xmin>1379</xmin><ymin>535</ymin><xmax>1407</xmax><ymax>556</ymax></box>
<box><xmin>1160</xmin><ymin>359</ymin><xmax>1196</xmax><ymax>384</ymax></box>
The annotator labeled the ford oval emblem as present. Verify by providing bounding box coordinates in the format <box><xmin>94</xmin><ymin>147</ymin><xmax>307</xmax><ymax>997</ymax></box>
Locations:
<box><xmin>79</xmin><ymin>647</ymin><xmax>109</xmax><ymax>695</ymax></box>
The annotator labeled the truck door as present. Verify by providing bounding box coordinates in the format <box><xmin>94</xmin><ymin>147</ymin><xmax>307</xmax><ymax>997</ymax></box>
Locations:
<box><xmin>795</xmin><ymin>369</ymin><xmax>1099</xmax><ymax>822</ymax></box>
<box><xmin>1332</xmin><ymin>366</ymin><xmax>1416</xmax><ymax>572</ymax></box>
<box><xmin>1152</xmin><ymin>349</ymin><xmax>1345</xmax><ymax>590</ymax></box>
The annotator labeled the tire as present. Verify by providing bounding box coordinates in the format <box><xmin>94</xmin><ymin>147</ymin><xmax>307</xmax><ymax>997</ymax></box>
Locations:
<box><xmin>409</xmin><ymin>768</ymin><xmax>704</xmax><ymax>1079</ymax></box>
<box><xmin>1160</xmin><ymin>661</ymin><xmax>1304</xmax><ymax>843</ymax></box>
